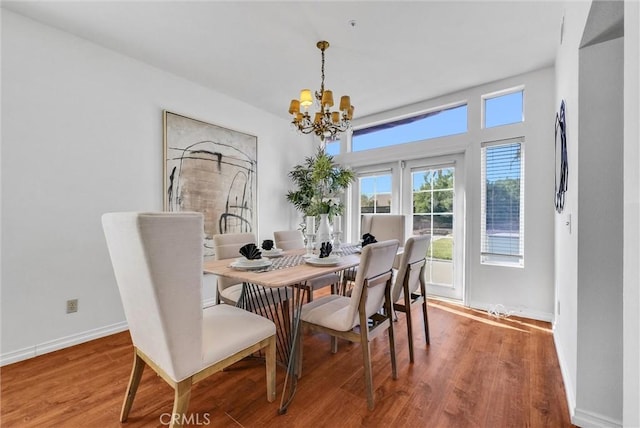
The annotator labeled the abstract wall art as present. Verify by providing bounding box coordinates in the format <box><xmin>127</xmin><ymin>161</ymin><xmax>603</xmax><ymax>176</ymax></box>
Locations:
<box><xmin>163</xmin><ymin>111</ymin><xmax>257</xmax><ymax>256</ymax></box>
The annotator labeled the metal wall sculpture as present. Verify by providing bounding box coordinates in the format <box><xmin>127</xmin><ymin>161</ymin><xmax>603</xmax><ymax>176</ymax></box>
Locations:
<box><xmin>555</xmin><ymin>100</ymin><xmax>568</xmax><ymax>213</ymax></box>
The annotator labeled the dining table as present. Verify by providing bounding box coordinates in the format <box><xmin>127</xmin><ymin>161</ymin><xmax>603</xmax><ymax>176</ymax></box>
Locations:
<box><xmin>202</xmin><ymin>246</ymin><xmax>362</xmax><ymax>414</ymax></box>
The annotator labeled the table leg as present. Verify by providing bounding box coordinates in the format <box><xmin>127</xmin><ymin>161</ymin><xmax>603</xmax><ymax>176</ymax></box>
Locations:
<box><xmin>237</xmin><ymin>282</ymin><xmax>307</xmax><ymax>414</ymax></box>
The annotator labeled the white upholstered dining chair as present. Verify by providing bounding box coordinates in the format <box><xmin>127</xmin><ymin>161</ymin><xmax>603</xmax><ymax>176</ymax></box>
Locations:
<box><xmin>391</xmin><ymin>234</ymin><xmax>431</xmax><ymax>363</ymax></box>
<box><xmin>102</xmin><ymin>212</ymin><xmax>276</xmax><ymax>428</ymax></box>
<box><xmin>361</xmin><ymin>214</ymin><xmax>406</xmax><ymax>245</ymax></box>
<box><xmin>273</xmin><ymin>229</ymin><xmax>340</xmax><ymax>302</ymax></box>
<box><xmin>341</xmin><ymin>214</ymin><xmax>407</xmax><ymax>290</ymax></box>
<box><xmin>299</xmin><ymin>239</ymin><xmax>400</xmax><ymax>410</ymax></box>
<box><xmin>273</xmin><ymin>229</ymin><xmax>305</xmax><ymax>251</ymax></box>
<box><xmin>212</xmin><ymin>232</ymin><xmax>256</xmax><ymax>305</ymax></box>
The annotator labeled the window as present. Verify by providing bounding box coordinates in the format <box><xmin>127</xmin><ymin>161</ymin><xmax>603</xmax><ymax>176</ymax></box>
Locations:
<box><xmin>352</xmin><ymin>104</ymin><xmax>467</xmax><ymax>152</ymax></box>
<box><xmin>412</xmin><ymin>167</ymin><xmax>455</xmax><ymax>285</ymax></box>
<box><xmin>484</xmin><ymin>90</ymin><xmax>524</xmax><ymax>128</ymax></box>
<box><xmin>359</xmin><ymin>173</ymin><xmax>392</xmax><ymax>214</ymax></box>
<box><xmin>412</xmin><ymin>167</ymin><xmax>454</xmax><ymax>236</ymax></box>
<box><xmin>325</xmin><ymin>139</ymin><xmax>340</xmax><ymax>156</ymax></box>
<box><xmin>481</xmin><ymin>139</ymin><xmax>524</xmax><ymax>266</ymax></box>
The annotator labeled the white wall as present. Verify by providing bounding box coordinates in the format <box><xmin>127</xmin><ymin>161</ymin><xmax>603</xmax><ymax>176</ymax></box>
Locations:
<box><xmin>577</xmin><ymin>34</ymin><xmax>624</xmax><ymax>424</ymax></box>
<box><xmin>553</xmin><ymin>1</ymin><xmax>591</xmax><ymax>420</ymax></box>
<box><xmin>623</xmin><ymin>1</ymin><xmax>640</xmax><ymax>426</ymax></box>
<box><xmin>0</xmin><ymin>10</ymin><xmax>304</xmax><ymax>364</ymax></box>
<box><xmin>340</xmin><ymin>66</ymin><xmax>556</xmax><ymax>321</ymax></box>
<box><xmin>467</xmin><ymin>69</ymin><xmax>556</xmax><ymax>320</ymax></box>
<box><xmin>554</xmin><ymin>1</ymin><xmax>640</xmax><ymax>426</ymax></box>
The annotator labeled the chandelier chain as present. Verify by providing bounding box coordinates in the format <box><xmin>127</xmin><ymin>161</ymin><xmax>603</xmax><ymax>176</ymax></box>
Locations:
<box><xmin>319</xmin><ymin>46</ymin><xmax>326</xmax><ymax>98</ymax></box>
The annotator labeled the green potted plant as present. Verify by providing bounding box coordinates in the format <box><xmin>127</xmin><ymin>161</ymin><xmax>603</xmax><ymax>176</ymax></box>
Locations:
<box><xmin>286</xmin><ymin>148</ymin><xmax>355</xmax><ymax>238</ymax></box>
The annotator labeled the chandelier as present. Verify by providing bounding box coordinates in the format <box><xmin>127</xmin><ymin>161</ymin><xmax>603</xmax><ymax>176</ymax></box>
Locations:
<box><xmin>288</xmin><ymin>41</ymin><xmax>354</xmax><ymax>142</ymax></box>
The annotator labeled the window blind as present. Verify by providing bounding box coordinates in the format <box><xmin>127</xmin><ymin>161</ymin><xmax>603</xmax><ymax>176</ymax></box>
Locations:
<box><xmin>481</xmin><ymin>140</ymin><xmax>525</xmax><ymax>265</ymax></box>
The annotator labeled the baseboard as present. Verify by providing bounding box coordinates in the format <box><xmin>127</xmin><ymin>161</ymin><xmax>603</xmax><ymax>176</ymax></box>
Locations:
<box><xmin>1</xmin><ymin>298</ymin><xmax>220</xmax><ymax>367</ymax></box>
<box><xmin>426</xmin><ymin>295</ymin><xmax>463</xmax><ymax>306</ymax></box>
<box><xmin>553</xmin><ymin>328</ymin><xmax>576</xmax><ymax>420</ymax></box>
<box><xmin>0</xmin><ymin>346</ymin><xmax>36</xmax><ymax>366</ymax></box>
<box><xmin>552</xmin><ymin>328</ymin><xmax>624</xmax><ymax>428</ymax></box>
<box><xmin>0</xmin><ymin>321</ymin><xmax>128</xmax><ymax>367</ymax></box>
<box><xmin>573</xmin><ymin>408</ymin><xmax>622</xmax><ymax>428</ymax></box>
<box><xmin>466</xmin><ymin>300</ymin><xmax>554</xmax><ymax>322</ymax></box>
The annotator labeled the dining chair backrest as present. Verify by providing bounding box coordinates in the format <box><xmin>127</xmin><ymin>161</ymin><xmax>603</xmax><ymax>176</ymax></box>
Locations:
<box><xmin>212</xmin><ymin>232</ymin><xmax>256</xmax><ymax>292</ymax></box>
<box><xmin>273</xmin><ymin>230</ymin><xmax>304</xmax><ymax>250</ymax></box>
<box><xmin>213</xmin><ymin>232</ymin><xmax>256</xmax><ymax>259</ymax></box>
<box><xmin>391</xmin><ymin>235</ymin><xmax>431</xmax><ymax>303</ymax></box>
<box><xmin>102</xmin><ymin>212</ymin><xmax>204</xmax><ymax>381</ymax></box>
<box><xmin>348</xmin><ymin>239</ymin><xmax>400</xmax><ymax>327</ymax></box>
<box><xmin>361</xmin><ymin>214</ymin><xmax>406</xmax><ymax>244</ymax></box>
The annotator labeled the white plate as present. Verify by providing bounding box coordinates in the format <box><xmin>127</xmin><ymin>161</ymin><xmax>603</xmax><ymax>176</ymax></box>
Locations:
<box><xmin>234</xmin><ymin>257</ymin><xmax>264</xmax><ymax>265</ymax></box>
<box><xmin>262</xmin><ymin>249</ymin><xmax>283</xmax><ymax>258</ymax></box>
<box><xmin>231</xmin><ymin>259</ymin><xmax>272</xmax><ymax>270</ymax></box>
<box><xmin>233</xmin><ymin>257</ymin><xmax>271</xmax><ymax>267</ymax></box>
<box><xmin>305</xmin><ymin>255</ymin><xmax>341</xmax><ymax>266</ymax></box>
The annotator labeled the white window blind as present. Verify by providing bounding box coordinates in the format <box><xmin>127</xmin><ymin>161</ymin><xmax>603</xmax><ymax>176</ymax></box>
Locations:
<box><xmin>481</xmin><ymin>139</ymin><xmax>525</xmax><ymax>266</ymax></box>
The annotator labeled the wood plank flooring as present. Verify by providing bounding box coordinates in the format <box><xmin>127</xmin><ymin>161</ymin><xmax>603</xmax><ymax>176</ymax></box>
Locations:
<box><xmin>1</xmin><ymin>300</ymin><xmax>575</xmax><ymax>427</ymax></box>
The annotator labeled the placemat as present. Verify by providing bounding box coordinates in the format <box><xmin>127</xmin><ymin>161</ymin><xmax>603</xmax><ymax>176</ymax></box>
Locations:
<box><xmin>336</xmin><ymin>244</ymin><xmax>360</xmax><ymax>255</ymax></box>
<box><xmin>263</xmin><ymin>254</ymin><xmax>307</xmax><ymax>271</ymax></box>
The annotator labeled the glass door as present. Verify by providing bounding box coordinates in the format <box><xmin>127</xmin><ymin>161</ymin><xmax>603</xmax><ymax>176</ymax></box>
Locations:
<box><xmin>403</xmin><ymin>156</ymin><xmax>465</xmax><ymax>301</ymax></box>
<box><xmin>351</xmin><ymin>156</ymin><xmax>465</xmax><ymax>301</ymax></box>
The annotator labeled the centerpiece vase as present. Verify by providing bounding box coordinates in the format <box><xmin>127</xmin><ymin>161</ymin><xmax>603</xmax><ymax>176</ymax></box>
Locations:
<box><xmin>316</xmin><ymin>213</ymin><xmax>332</xmax><ymax>245</ymax></box>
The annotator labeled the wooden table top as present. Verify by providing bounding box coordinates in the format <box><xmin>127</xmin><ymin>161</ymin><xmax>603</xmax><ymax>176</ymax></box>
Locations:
<box><xmin>203</xmin><ymin>249</ymin><xmax>361</xmax><ymax>288</ymax></box>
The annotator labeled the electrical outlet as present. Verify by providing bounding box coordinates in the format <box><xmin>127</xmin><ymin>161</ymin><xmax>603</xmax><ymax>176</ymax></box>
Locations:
<box><xmin>66</xmin><ymin>299</ymin><xmax>78</xmax><ymax>314</ymax></box>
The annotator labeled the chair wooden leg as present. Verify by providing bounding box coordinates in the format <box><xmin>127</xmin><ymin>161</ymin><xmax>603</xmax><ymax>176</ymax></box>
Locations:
<box><xmin>282</xmin><ymin>298</ymin><xmax>291</xmax><ymax>334</ymax></box>
<box><xmin>360</xmin><ymin>335</ymin><xmax>375</xmax><ymax>410</ymax></box>
<box><xmin>120</xmin><ymin>350</ymin><xmax>145</xmax><ymax>422</ymax></box>
<box><xmin>341</xmin><ymin>272</ymin><xmax>350</xmax><ymax>296</ymax></box>
<box><xmin>265</xmin><ymin>335</ymin><xmax>277</xmax><ymax>402</ymax></box>
<box><xmin>170</xmin><ymin>378</ymin><xmax>192</xmax><ymax>428</ymax></box>
<box><xmin>422</xmin><ymin>299</ymin><xmax>430</xmax><ymax>345</ymax></box>
<box><xmin>404</xmin><ymin>294</ymin><xmax>415</xmax><ymax>364</ymax></box>
<box><xmin>420</xmin><ymin>284</ymin><xmax>430</xmax><ymax>345</ymax></box>
<box><xmin>386</xmin><ymin>302</ymin><xmax>398</xmax><ymax>380</ymax></box>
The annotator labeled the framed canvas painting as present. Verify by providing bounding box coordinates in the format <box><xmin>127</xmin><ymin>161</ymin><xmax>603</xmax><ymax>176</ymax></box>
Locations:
<box><xmin>163</xmin><ymin>111</ymin><xmax>257</xmax><ymax>256</ymax></box>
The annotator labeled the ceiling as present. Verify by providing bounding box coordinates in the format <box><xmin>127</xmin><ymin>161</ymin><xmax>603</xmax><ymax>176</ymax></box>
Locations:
<box><xmin>2</xmin><ymin>1</ymin><xmax>566</xmax><ymax>121</ymax></box>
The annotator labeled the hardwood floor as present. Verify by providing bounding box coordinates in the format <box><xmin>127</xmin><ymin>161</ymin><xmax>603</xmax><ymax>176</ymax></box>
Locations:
<box><xmin>1</xmin><ymin>300</ymin><xmax>575</xmax><ymax>427</ymax></box>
